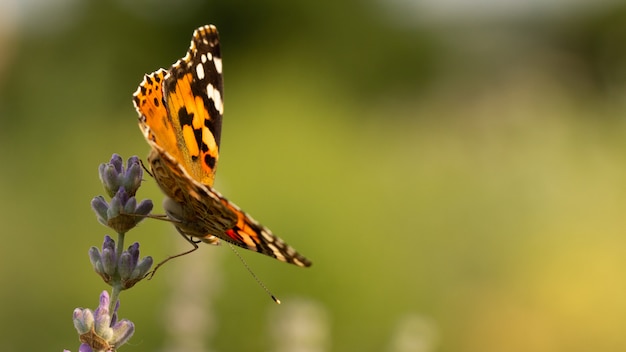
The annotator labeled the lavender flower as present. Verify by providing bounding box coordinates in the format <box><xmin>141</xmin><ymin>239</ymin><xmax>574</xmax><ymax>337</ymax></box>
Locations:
<box><xmin>98</xmin><ymin>154</ymin><xmax>143</xmax><ymax>197</ymax></box>
<box><xmin>89</xmin><ymin>235</ymin><xmax>153</xmax><ymax>289</ymax></box>
<box><xmin>68</xmin><ymin>154</ymin><xmax>155</xmax><ymax>351</ymax></box>
<box><xmin>72</xmin><ymin>291</ymin><xmax>134</xmax><ymax>352</ymax></box>
<box><xmin>91</xmin><ymin>187</ymin><xmax>153</xmax><ymax>234</ymax></box>
<box><xmin>92</xmin><ymin>154</ymin><xmax>153</xmax><ymax>234</ymax></box>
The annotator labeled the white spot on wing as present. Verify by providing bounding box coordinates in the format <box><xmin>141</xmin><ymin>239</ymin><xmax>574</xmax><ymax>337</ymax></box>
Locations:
<box><xmin>213</xmin><ymin>57</ymin><xmax>222</xmax><ymax>74</ymax></box>
<box><xmin>196</xmin><ymin>63</ymin><xmax>205</xmax><ymax>80</ymax></box>
<box><xmin>261</xmin><ymin>230</ymin><xmax>274</xmax><ymax>242</ymax></box>
<box><xmin>207</xmin><ymin>83</ymin><xmax>223</xmax><ymax>114</ymax></box>
<box><xmin>268</xmin><ymin>243</ymin><xmax>286</xmax><ymax>260</ymax></box>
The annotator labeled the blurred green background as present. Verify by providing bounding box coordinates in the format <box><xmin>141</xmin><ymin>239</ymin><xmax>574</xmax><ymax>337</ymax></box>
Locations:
<box><xmin>2</xmin><ymin>0</ymin><xmax>626</xmax><ymax>351</ymax></box>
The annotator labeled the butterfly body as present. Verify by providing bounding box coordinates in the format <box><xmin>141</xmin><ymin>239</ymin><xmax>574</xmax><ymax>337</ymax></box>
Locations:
<box><xmin>133</xmin><ymin>25</ymin><xmax>311</xmax><ymax>268</ymax></box>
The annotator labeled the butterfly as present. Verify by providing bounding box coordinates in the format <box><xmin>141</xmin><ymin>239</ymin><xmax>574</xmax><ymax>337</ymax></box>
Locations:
<box><xmin>132</xmin><ymin>25</ymin><xmax>311</xmax><ymax>269</ymax></box>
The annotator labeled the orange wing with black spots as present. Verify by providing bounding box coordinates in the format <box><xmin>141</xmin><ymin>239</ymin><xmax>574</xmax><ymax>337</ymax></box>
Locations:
<box><xmin>133</xmin><ymin>25</ymin><xmax>311</xmax><ymax>268</ymax></box>
<box><xmin>135</xmin><ymin>25</ymin><xmax>222</xmax><ymax>186</ymax></box>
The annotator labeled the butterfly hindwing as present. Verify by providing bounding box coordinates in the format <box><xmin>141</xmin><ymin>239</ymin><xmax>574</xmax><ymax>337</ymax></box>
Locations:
<box><xmin>221</xmin><ymin>200</ymin><xmax>312</xmax><ymax>267</ymax></box>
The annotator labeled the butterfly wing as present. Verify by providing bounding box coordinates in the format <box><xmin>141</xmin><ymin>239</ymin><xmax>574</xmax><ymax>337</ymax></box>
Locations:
<box><xmin>135</xmin><ymin>25</ymin><xmax>223</xmax><ymax>187</ymax></box>
<box><xmin>220</xmin><ymin>199</ymin><xmax>312</xmax><ymax>267</ymax></box>
<box><xmin>149</xmin><ymin>147</ymin><xmax>232</xmax><ymax>246</ymax></box>
<box><xmin>133</xmin><ymin>24</ymin><xmax>312</xmax><ymax>268</ymax></box>
<box><xmin>150</xmin><ymin>148</ymin><xmax>311</xmax><ymax>267</ymax></box>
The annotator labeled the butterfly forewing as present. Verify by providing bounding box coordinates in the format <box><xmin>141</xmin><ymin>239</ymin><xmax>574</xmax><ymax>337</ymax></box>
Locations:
<box><xmin>163</xmin><ymin>25</ymin><xmax>223</xmax><ymax>186</ymax></box>
<box><xmin>134</xmin><ymin>69</ymin><xmax>184</xmax><ymax>164</ymax></box>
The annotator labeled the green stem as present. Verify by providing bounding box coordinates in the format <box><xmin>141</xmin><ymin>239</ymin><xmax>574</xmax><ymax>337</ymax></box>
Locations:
<box><xmin>115</xmin><ymin>232</ymin><xmax>125</xmax><ymax>259</ymax></box>
<box><xmin>109</xmin><ymin>232</ymin><xmax>126</xmax><ymax>313</ymax></box>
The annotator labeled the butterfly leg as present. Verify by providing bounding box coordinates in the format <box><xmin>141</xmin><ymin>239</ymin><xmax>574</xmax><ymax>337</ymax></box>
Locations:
<box><xmin>139</xmin><ymin>158</ymin><xmax>154</xmax><ymax>178</ymax></box>
<box><xmin>145</xmin><ymin>226</ymin><xmax>202</xmax><ymax>279</ymax></box>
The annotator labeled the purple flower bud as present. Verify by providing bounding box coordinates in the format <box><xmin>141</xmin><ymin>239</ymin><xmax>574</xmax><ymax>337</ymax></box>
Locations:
<box><xmin>132</xmin><ymin>256</ymin><xmax>153</xmax><ymax>281</ymax></box>
<box><xmin>95</xmin><ymin>291</ymin><xmax>110</xmax><ymax>316</ymax></box>
<box><xmin>120</xmin><ymin>243</ymin><xmax>152</xmax><ymax>289</ymax></box>
<box><xmin>72</xmin><ymin>308</ymin><xmax>94</xmax><ymax>334</ymax></box>
<box><xmin>122</xmin><ymin>156</ymin><xmax>143</xmax><ymax>196</ymax></box>
<box><xmin>72</xmin><ymin>292</ymin><xmax>130</xmax><ymax>351</ymax></box>
<box><xmin>122</xmin><ymin>196</ymin><xmax>137</xmax><ymax>215</ymax></box>
<box><xmin>119</xmin><ymin>244</ymin><xmax>139</xmax><ymax>281</ymax></box>
<box><xmin>88</xmin><ymin>247</ymin><xmax>101</xmax><ymax>270</ymax></box>
<box><xmin>98</xmin><ymin>163</ymin><xmax>119</xmax><ymax>198</ymax></box>
<box><xmin>100</xmin><ymin>246</ymin><xmax>117</xmax><ymax>277</ymax></box>
<box><xmin>94</xmin><ymin>156</ymin><xmax>153</xmax><ymax>233</ymax></box>
<box><xmin>107</xmin><ymin>196</ymin><xmax>123</xmax><ymax>221</ymax></box>
<box><xmin>89</xmin><ymin>236</ymin><xmax>117</xmax><ymax>284</ymax></box>
<box><xmin>88</xmin><ymin>246</ymin><xmax>107</xmax><ymax>282</ymax></box>
<box><xmin>90</xmin><ymin>196</ymin><xmax>109</xmax><ymax>226</ymax></box>
<box><xmin>97</xmin><ymin>154</ymin><xmax>149</xmax><ymax>214</ymax></box>
<box><xmin>89</xmin><ymin>236</ymin><xmax>152</xmax><ymax>289</ymax></box>
<box><xmin>93</xmin><ymin>291</ymin><xmax>113</xmax><ymax>340</ymax></box>
<box><xmin>127</xmin><ymin>243</ymin><xmax>140</xmax><ymax>263</ymax></box>
<box><xmin>115</xmin><ymin>187</ymin><xmax>129</xmax><ymax>206</ymax></box>
<box><xmin>97</xmin><ymin>187</ymin><xmax>152</xmax><ymax>234</ymax></box>
<box><xmin>102</xmin><ymin>235</ymin><xmax>115</xmax><ymax>251</ymax></box>
<box><xmin>78</xmin><ymin>344</ymin><xmax>94</xmax><ymax>352</ymax></box>
<box><xmin>118</xmin><ymin>251</ymin><xmax>133</xmax><ymax>281</ymax></box>
<box><xmin>109</xmin><ymin>154</ymin><xmax>123</xmax><ymax>173</ymax></box>
<box><xmin>110</xmin><ymin>319</ymin><xmax>135</xmax><ymax>347</ymax></box>
<box><xmin>135</xmin><ymin>199</ymin><xmax>154</xmax><ymax>216</ymax></box>
<box><xmin>97</xmin><ymin>155</ymin><xmax>125</xmax><ymax>197</ymax></box>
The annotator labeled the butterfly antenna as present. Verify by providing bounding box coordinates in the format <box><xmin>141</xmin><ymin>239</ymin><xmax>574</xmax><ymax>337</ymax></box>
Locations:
<box><xmin>227</xmin><ymin>243</ymin><xmax>281</xmax><ymax>304</ymax></box>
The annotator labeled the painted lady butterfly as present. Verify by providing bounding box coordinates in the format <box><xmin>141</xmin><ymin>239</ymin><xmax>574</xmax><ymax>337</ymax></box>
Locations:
<box><xmin>132</xmin><ymin>25</ymin><xmax>311</xmax><ymax>268</ymax></box>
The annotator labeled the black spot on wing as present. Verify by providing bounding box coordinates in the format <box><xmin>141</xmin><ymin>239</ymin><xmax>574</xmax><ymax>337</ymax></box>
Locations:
<box><xmin>204</xmin><ymin>154</ymin><xmax>216</xmax><ymax>169</ymax></box>
<box><xmin>178</xmin><ymin>107</ymin><xmax>203</xmax><ymax>160</ymax></box>
<box><xmin>204</xmin><ymin>104</ymin><xmax>222</xmax><ymax>148</ymax></box>
<box><xmin>178</xmin><ymin>107</ymin><xmax>193</xmax><ymax>127</ymax></box>
<box><xmin>192</xmin><ymin>128</ymin><xmax>202</xmax><ymax>160</ymax></box>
